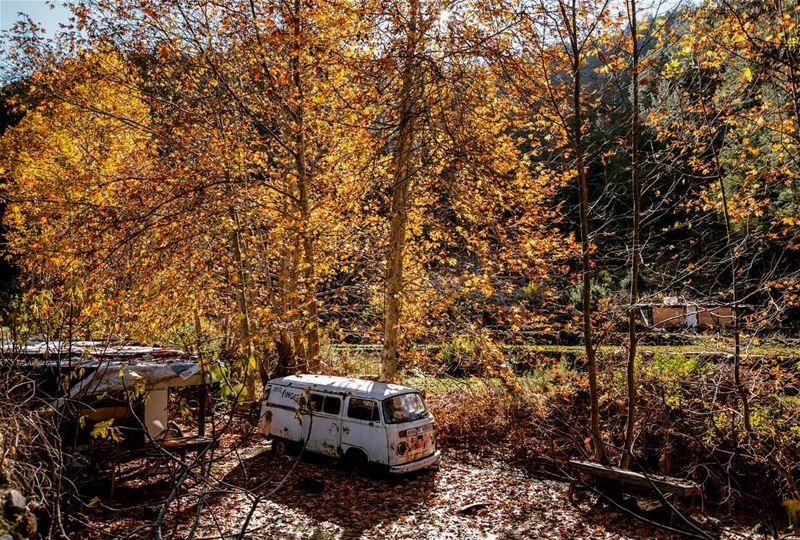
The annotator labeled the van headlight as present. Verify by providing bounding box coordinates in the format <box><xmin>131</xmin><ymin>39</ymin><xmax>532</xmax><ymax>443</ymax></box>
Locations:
<box><xmin>396</xmin><ymin>442</ymin><xmax>408</xmax><ymax>455</ymax></box>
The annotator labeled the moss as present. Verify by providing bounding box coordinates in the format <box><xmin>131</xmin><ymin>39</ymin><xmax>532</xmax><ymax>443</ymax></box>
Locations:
<box><xmin>0</xmin><ymin>512</ymin><xmax>12</xmax><ymax>536</ymax></box>
<box><xmin>308</xmin><ymin>529</ymin><xmax>337</xmax><ymax>540</ymax></box>
<box><xmin>0</xmin><ymin>467</ymin><xmax>10</xmax><ymax>488</ymax></box>
<box><xmin>0</xmin><ymin>510</ymin><xmax>38</xmax><ymax>539</ymax></box>
<box><xmin>0</xmin><ymin>476</ymin><xmax>38</xmax><ymax>540</ymax></box>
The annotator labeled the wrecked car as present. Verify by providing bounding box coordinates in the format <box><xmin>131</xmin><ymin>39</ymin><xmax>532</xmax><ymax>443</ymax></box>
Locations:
<box><xmin>258</xmin><ymin>374</ymin><xmax>441</xmax><ymax>474</ymax></box>
<box><xmin>11</xmin><ymin>341</ymin><xmax>214</xmax><ymax>461</ymax></box>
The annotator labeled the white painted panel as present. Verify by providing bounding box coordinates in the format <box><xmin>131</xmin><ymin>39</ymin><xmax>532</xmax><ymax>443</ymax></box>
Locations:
<box><xmin>145</xmin><ymin>388</ymin><xmax>169</xmax><ymax>440</ymax></box>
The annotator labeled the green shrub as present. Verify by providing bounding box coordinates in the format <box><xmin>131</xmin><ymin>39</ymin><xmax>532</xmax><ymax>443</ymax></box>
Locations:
<box><xmin>646</xmin><ymin>353</ymin><xmax>702</xmax><ymax>408</ymax></box>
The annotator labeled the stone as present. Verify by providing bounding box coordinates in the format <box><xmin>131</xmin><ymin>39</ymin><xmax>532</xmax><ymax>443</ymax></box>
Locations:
<box><xmin>2</xmin><ymin>489</ymin><xmax>26</xmax><ymax>515</ymax></box>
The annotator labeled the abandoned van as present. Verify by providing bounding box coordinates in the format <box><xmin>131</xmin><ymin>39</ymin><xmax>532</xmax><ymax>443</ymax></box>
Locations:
<box><xmin>258</xmin><ymin>374</ymin><xmax>440</xmax><ymax>474</ymax></box>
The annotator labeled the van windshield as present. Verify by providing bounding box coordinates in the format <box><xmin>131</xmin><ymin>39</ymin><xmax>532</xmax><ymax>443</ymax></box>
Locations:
<box><xmin>382</xmin><ymin>393</ymin><xmax>430</xmax><ymax>424</ymax></box>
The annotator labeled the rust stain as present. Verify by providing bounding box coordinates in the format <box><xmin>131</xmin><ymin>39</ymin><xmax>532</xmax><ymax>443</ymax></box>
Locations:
<box><xmin>399</xmin><ymin>428</ymin><xmax>435</xmax><ymax>463</ymax></box>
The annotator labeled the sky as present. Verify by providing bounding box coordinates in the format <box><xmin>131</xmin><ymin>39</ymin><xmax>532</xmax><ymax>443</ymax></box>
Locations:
<box><xmin>0</xmin><ymin>0</ymin><xmax>71</xmax><ymax>37</ymax></box>
<box><xmin>0</xmin><ymin>0</ymin><xmax>689</xmax><ymax>42</ymax></box>
<box><xmin>0</xmin><ymin>0</ymin><xmax>687</xmax><ymax>81</ymax></box>
<box><xmin>1</xmin><ymin>0</ymin><xmax>72</xmax><ymax>81</ymax></box>
<box><xmin>0</xmin><ymin>0</ymin><xmax>688</xmax><ymax>37</ymax></box>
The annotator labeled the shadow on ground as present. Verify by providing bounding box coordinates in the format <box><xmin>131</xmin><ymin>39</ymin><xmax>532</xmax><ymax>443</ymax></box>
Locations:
<box><xmin>219</xmin><ymin>448</ymin><xmax>437</xmax><ymax>539</ymax></box>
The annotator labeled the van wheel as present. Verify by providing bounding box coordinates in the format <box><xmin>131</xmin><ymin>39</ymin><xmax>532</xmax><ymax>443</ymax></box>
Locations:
<box><xmin>343</xmin><ymin>449</ymin><xmax>370</xmax><ymax>476</ymax></box>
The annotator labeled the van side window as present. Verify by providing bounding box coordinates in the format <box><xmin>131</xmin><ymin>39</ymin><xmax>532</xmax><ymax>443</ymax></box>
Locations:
<box><xmin>347</xmin><ymin>398</ymin><xmax>379</xmax><ymax>422</ymax></box>
<box><xmin>322</xmin><ymin>396</ymin><xmax>341</xmax><ymax>415</ymax></box>
<box><xmin>308</xmin><ymin>393</ymin><xmax>324</xmax><ymax>412</ymax></box>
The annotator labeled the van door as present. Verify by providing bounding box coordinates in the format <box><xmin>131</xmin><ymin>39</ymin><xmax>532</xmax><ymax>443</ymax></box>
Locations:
<box><xmin>341</xmin><ymin>397</ymin><xmax>388</xmax><ymax>464</ymax></box>
<box><xmin>306</xmin><ymin>393</ymin><xmax>342</xmax><ymax>457</ymax></box>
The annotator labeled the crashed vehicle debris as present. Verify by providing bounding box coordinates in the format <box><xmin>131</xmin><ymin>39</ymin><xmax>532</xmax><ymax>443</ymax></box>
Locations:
<box><xmin>258</xmin><ymin>374</ymin><xmax>441</xmax><ymax>474</ymax></box>
<box><xmin>7</xmin><ymin>340</ymin><xmax>215</xmax><ymax>479</ymax></box>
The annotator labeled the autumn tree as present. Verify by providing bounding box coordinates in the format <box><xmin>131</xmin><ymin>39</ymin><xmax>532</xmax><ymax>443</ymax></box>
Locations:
<box><xmin>2</xmin><ymin>1</ymin><xmax>381</xmax><ymax>385</ymax></box>
<box><xmin>480</xmin><ymin>0</ymin><xmax>624</xmax><ymax>462</ymax></box>
<box><xmin>648</xmin><ymin>1</ymin><xmax>799</xmax><ymax>438</ymax></box>
<box><xmin>355</xmin><ymin>1</ymin><xmax>576</xmax><ymax>380</ymax></box>
<box><xmin>378</xmin><ymin>0</ymin><xmax>424</xmax><ymax>380</ymax></box>
<box><xmin>3</xmin><ymin>0</ymin><xmax>605</xmax><ymax>392</ymax></box>
<box><xmin>1</xmin><ymin>52</ymin><xmax>176</xmax><ymax>340</ymax></box>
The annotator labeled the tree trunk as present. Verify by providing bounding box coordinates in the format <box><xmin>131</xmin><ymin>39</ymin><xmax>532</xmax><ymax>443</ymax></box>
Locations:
<box><xmin>289</xmin><ymin>234</ymin><xmax>307</xmax><ymax>368</ymax></box>
<box><xmin>274</xmin><ymin>333</ymin><xmax>294</xmax><ymax>377</ymax></box>
<box><xmin>193</xmin><ymin>306</ymin><xmax>203</xmax><ymax>356</ymax></box>
<box><xmin>714</xmin><ymin>153</ymin><xmax>751</xmax><ymax>434</ymax></box>
<box><xmin>621</xmin><ymin>0</ymin><xmax>640</xmax><ymax>470</ymax></box>
<box><xmin>292</xmin><ymin>0</ymin><xmax>321</xmax><ymax>372</ymax></box>
<box><xmin>253</xmin><ymin>224</ymin><xmax>292</xmax><ymax>382</ymax></box>
<box><xmin>275</xmin><ymin>225</ymin><xmax>298</xmax><ymax>376</ymax></box>
<box><xmin>382</xmin><ymin>0</ymin><xmax>418</xmax><ymax>381</ymax></box>
<box><xmin>565</xmin><ymin>0</ymin><xmax>607</xmax><ymax>464</ymax></box>
<box><xmin>229</xmin><ymin>206</ymin><xmax>256</xmax><ymax>399</ymax></box>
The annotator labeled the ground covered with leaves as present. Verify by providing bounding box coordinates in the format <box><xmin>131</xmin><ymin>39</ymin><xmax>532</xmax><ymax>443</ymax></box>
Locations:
<box><xmin>75</xmin><ymin>349</ymin><xmax>800</xmax><ymax>539</ymax></box>
<box><xmin>81</xmin><ymin>429</ymin><xmax>770</xmax><ymax>540</ymax></box>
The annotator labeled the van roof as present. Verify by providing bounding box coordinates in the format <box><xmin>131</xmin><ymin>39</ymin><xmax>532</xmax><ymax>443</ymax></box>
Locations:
<box><xmin>267</xmin><ymin>374</ymin><xmax>417</xmax><ymax>400</ymax></box>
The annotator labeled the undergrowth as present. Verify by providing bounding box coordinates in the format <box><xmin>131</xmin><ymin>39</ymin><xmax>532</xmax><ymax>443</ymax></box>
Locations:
<box><xmin>424</xmin><ymin>351</ymin><xmax>800</xmax><ymax>521</ymax></box>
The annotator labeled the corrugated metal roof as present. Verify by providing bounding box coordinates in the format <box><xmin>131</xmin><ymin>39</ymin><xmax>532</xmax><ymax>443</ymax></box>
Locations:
<box><xmin>268</xmin><ymin>374</ymin><xmax>417</xmax><ymax>399</ymax></box>
<box><xmin>4</xmin><ymin>340</ymin><xmax>189</xmax><ymax>359</ymax></box>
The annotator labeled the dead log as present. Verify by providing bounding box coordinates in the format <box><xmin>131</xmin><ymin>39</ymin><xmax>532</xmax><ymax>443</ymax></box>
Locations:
<box><xmin>568</xmin><ymin>460</ymin><xmax>701</xmax><ymax>498</ymax></box>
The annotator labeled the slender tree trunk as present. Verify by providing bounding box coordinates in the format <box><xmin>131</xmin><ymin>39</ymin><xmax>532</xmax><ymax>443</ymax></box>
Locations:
<box><xmin>292</xmin><ymin>0</ymin><xmax>320</xmax><ymax>371</ymax></box>
<box><xmin>382</xmin><ymin>0</ymin><xmax>418</xmax><ymax>381</ymax></box>
<box><xmin>252</xmin><ymin>225</ymin><xmax>290</xmax><ymax>383</ymax></box>
<box><xmin>229</xmin><ymin>206</ymin><xmax>256</xmax><ymax>399</ymax></box>
<box><xmin>275</xmin><ymin>224</ymin><xmax>298</xmax><ymax>376</ymax></box>
<box><xmin>273</xmin><ymin>133</ymin><xmax>309</xmax><ymax>377</ymax></box>
<box><xmin>714</xmin><ymin>154</ymin><xmax>751</xmax><ymax>434</ymax></box>
<box><xmin>289</xmin><ymin>234</ymin><xmax>307</xmax><ymax>367</ymax></box>
<box><xmin>299</xmin><ymin>172</ymin><xmax>320</xmax><ymax>369</ymax></box>
<box><xmin>565</xmin><ymin>0</ymin><xmax>607</xmax><ymax>464</ymax></box>
<box><xmin>275</xmin><ymin>264</ymin><xmax>296</xmax><ymax>379</ymax></box>
<box><xmin>621</xmin><ymin>0</ymin><xmax>641</xmax><ymax>470</ymax></box>
<box><xmin>193</xmin><ymin>306</ymin><xmax>203</xmax><ymax>357</ymax></box>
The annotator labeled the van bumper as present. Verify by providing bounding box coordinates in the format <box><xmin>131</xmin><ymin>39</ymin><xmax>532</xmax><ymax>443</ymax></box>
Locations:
<box><xmin>388</xmin><ymin>450</ymin><xmax>441</xmax><ymax>474</ymax></box>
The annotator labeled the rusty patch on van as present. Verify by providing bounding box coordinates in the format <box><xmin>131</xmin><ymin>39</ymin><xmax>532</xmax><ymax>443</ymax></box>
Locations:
<box><xmin>398</xmin><ymin>423</ymin><xmax>436</xmax><ymax>463</ymax></box>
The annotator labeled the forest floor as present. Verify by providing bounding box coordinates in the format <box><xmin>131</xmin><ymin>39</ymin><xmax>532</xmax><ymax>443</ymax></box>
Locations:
<box><xmin>86</xmin><ymin>430</ymin><xmax>770</xmax><ymax>540</ymax></box>
<box><xmin>80</xmin><ymin>336</ymin><xmax>800</xmax><ymax>539</ymax></box>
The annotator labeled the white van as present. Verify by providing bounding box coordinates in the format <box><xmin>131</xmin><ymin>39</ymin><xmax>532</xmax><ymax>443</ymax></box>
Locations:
<box><xmin>258</xmin><ymin>374</ymin><xmax>440</xmax><ymax>474</ymax></box>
